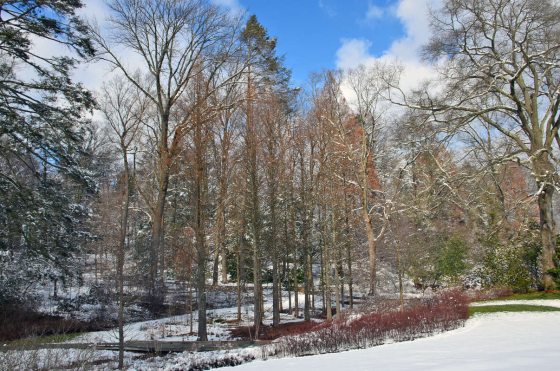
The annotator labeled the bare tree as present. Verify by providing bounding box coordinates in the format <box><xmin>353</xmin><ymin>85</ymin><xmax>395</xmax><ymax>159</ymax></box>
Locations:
<box><xmin>99</xmin><ymin>75</ymin><xmax>145</xmax><ymax>368</ymax></box>
<box><xmin>210</xmin><ymin>74</ymin><xmax>244</xmax><ymax>286</ymax></box>
<box><xmin>91</xmin><ymin>0</ymin><xmax>244</xmax><ymax>301</ymax></box>
<box><xmin>400</xmin><ymin>0</ymin><xmax>560</xmax><ymax>289</ymax></box>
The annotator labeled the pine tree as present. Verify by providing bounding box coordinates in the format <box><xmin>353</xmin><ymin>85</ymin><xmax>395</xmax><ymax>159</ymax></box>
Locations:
<box><xmin>241</xmin><ymin>14</ymin><xmax>291</xmax><ymax>333</ymax></box>
<box><xmin>0</xmin><ymin>0</ymin><xmax>95</xmax><ymax>305</ymax></box>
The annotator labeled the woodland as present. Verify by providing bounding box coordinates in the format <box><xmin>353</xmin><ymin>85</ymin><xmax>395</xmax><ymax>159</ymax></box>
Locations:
<box><xmin>1</xmin><ymin>0</ymin><xmax>559</xmax><ymax>369</ymax></box>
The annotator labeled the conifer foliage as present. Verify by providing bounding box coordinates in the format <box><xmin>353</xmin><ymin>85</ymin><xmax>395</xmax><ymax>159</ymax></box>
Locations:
<box><xmin>0</xmin><ymin>1</ymin><xmax>96</xmax><ymax>304</ymax></box>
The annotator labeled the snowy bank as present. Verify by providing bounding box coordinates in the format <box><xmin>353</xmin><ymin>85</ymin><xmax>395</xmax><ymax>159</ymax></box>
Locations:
<box><xmin>230</xmin><ymin>312</ymin><xmax>560</xmax><ymax>370</ymax></box>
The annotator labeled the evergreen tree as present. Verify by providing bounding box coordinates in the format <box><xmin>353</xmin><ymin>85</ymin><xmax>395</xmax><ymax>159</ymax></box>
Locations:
<box><xmin>0</xmin><ymin>0</ymin><xmax>96</xmax><ymax>304</ymax></box>
<box><xmin>241</xmin><ymin>15</ymin><xmax>292</xmax><ymax>331</ymax></box>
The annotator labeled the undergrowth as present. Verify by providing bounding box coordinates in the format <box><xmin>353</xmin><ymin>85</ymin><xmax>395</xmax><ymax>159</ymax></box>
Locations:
<box><xmin>264</xmin><ymin>289</ymin><xmax>470</xmax><ymax>358</ymax></box>
<box><xmin>6</xmin><ymin>332</ymin><xmax>81</xmax><ymax>348</ymax></box>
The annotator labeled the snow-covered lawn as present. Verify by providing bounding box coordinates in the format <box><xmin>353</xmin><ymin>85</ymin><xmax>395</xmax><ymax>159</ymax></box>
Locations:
<box><xmin>230</xmin><ymin>312</ymin><xmax>560</xmax><ymax>370</ymax></box>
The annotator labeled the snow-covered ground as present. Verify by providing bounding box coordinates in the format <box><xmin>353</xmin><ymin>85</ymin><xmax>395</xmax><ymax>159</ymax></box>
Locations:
<box><xmin>71</xmin><ymin>287</ymin><xmax>310</xmax><ymax>343</ymax></box>
<box><xmin>229</xmin><ymin>312</ymin><xmax>560</xmax><ymax>371</ymax></box>
<box><xmin>6</xmin><ymin>296</ymin><xmax>560</xmax><ymax>369</ymax></box>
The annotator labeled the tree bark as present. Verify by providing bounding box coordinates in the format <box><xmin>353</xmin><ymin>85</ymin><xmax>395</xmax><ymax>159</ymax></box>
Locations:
<box><xmin>117</xmin><ymin>157</ymin><xmax>129</xmax><ymax>369</ymax></box>
<box><xmin>149</xmin><ymin>175</ymin><xmax>168</xmax><ymax>306</ymax></box>
<box><xmin>269</xmin><ymin>149</ymin><xmax>280</xmax><ymax>326</ymax></box>
<box><xmin>195</xmin><ymin>121</ymin><xmax>208</xmax><ymax>341</ymax></box>
<box><xmin>245</xmin><ymin>68</ymin><xmax>263</xmax><ymax>338</ymax></box>
<box><xmin>300</xmin><ymin>154</ymin><xmax>311</xmax><ymax>322</ymax></box>
<box><xmin>532</xmin><ymin>154</ymin><xmax>558</xmax><ymax>290</ymax></box>
<box><xmin>363</xmin><ymin>210</ymin><xmax>377</xmax><ymax>296</ymax></box>
<box><xmin>538</xmin><ymin>183</ymin><xmax>557</xmax><ymax>290</ymax></box>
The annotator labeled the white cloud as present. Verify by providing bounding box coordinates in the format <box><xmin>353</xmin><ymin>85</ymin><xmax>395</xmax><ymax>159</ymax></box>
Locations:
<box><xmin>73</xmin><ymin>1</ymin><xmax>149</xmax><ymax>94</ymax></box>
<box><xmin>77</xmin><ymin>0</ymin><xmax>110</xmax><ymax>23</ymax></box>
<box><xmin>318</xmin><ymin>0</ymin><xmax>337</xmax><ymax>17</ymax></box>
<box><xmin>336</xmin><ymin>0</ymin><xmax>441</xmax><ymax>91</ymax></box>
<box><xmin>210</xmin><ymin>0</ymin><xmax>245</xmax><ymax>16</ymax></box>
<box><xmin>365</xmin><ymin>4</ymin><xmax>385</xmax><ymax>20</ymax></box>
<box><xmin>389</xmin><ymin>0</ymin><xmax>435</xmax><ymax>62</ymax></box>
<box><xmin>336</xmin><ymin>39</ymin><xmax>374</xmax><ymax>70</ymax></box>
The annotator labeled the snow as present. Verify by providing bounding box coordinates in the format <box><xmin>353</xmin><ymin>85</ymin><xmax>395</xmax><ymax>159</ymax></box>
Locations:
<box><xmin>6</xmin><ymin>293</ymin><xmax>560</xmax><ymax>369</ymax></box>
<box><xmin>230</xmin><ymin>312</ymin><xmax>560</xmax><ymax>370</ymax></box>
<box><xmin>6</xmin><ymin>310</ymin><xmax>559</xmax><ymax>370</ymax></box>
<box><xmin>69</xmin><ymin>285</ymin><xmax>312</xmax><ymax>344</ymax></box>
<box><xmin>126</xmin><ymin>348</ymin><xmax>260</xmax><ymax>371</ymax></box>
<box><xmin>71</xmin><ymin>307</ymin><xmax>239</xmax><ymax>343</ymax></box>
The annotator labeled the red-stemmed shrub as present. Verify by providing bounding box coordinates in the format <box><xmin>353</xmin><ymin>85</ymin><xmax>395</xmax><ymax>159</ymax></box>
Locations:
<box><xmin>230</xmin><ymin>320</ymin><xmax>321</xmax><ymax>340</ymax></box>
<box><xmin>470</xmin><ymin>288</ymin><xmax>513</xmax><ymax>302</ymax></box>
<box><xmin>267</xmin><ymin>289</ymin><xmax>470</xmax><ymax>357</ymax></box>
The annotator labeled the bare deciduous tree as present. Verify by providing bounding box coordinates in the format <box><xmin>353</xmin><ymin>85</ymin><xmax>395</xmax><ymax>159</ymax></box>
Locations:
<box><xmin>91</xmin><ymin>0</ymin><xmax>244</xmax><ymax>301</ymax></box>
<box><xmin>99</xmin><ymin>75</ymin><xmax>145</xmax><ymax>368</ymax></box>
<box><xmin>401</xmin><ymin>0</ymin><xmax>560</xmax><ymax>289</ymax></box>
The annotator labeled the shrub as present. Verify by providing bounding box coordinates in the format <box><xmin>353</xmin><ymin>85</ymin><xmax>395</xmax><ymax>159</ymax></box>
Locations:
<box><xmin>479</xmin><ymin>221</ymin><xmax>541</xmax><ymax>292</ymax></box>
<box><xmin>0</xmin><ymin>347</ymin><xmax>96</xmax><ymax>371</ymax></box>
<box><xmin>266</xmin><ymin>289</ymin><xmax>470</xmax><ymax>357</ymax></box>
<box><xmin>437</xmin><ymin>237</ymin><xmax>470</xmax><ymax>284</ymax></box>
<box><xmin>470</xmin><ymin>287</ymin><xmax>513</xmax><ymax>301</ymax></box>
<box><xmin>230</xmin><ymin>320</ymin><xmax>319</xmax><ymax>340</ymax></box>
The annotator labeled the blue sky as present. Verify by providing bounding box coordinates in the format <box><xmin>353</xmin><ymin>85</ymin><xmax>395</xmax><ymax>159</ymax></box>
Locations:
<box><xmin>209</xmin><ymin>0</ymin><xmax>439</xmax><ymax>90</ymax></box>
<box><xmin>238</xmin><ymin>0</ymin><xmax>405</xmax><ymax>84</ymax></box>
<box><xmin>72</xmin><ymin>0</ymin><xmax>437</xmax><ymax>94</ymax></box>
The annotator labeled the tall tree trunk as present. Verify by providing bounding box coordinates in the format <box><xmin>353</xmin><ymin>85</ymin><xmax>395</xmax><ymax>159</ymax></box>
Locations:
<box><xmin>332</xmin><ymin>210</ymin><xmax>341</xmax><ymax>317</ymax></box>
<box><xmin>236</xmin><ymin>245</ymin><xmax>242</xmax><ymax>322</ymax></box>
<box><xmin>212</xmin><ymin>252</ymin><xmax>220</xmax><ymax>286</ymax></box>
<box><xmin>270</xmin><ymin>166</ymin><xmax>280</xmax><ymax>326</ymax></box>
<box><xmin>396</xmin><ymin>238</ymin><xmax>404</xmax><ymax>312</ymax></box>
<box><xmin>213</xmin><ymin>148</ymin><xmax>229</xmax><ymax>285</ymax></box>
<box><xmin>342</xmin><ymin>173</ymin><xmax>354</xmax><ymax>309</ymax></box>
<box><xmin>117</xmin><ymin>141</ymin><xmax>131</xmax><ymax>369</ymax></box>
<box><xmin>346</xmin><ymin>242</ymin><xmax>353</xmax><ymax>309</ymax></box>
<box><xmin>322</xmin><ymin>205</ymin><xmax>332</xmax><ymax>321</ymax></box>
<box><xmin>196</xmin><ymin>231</ymin><xmax>207</xmax><ymax>341</ymax></box>
<box><xmin>236</xmin><ymin>192</ymin><xmax>246</xmax><ymax>323</ymax></box>
<box><xmin>195</xmin><ymin>124</ymin><xmax>208</xmax><ymax>341</ymax></box>
<box><xmin>151</xmin><ymin>108</ymin><xmax>172</xmax><ymax>303</ymax></box>
<box><xmin>363</xmin><ymin>211</ymin><xmax>377</xmax><ymax>296</ymax></box>
<box><xmin>532</xmin><ymin>155</ymin><xmax>558</xmax><ymax>290</ymax></box>
<box><xmin>150</xmin><ymin>175</ymin><xmax>168</xmax><ymax>306</ymax></box>
<box><xmin>538</xmin><ymin>183</ymin><xmax>557</xmax><ymax>290</ymax></box>
<box><xmin>292</xmin><ymin>202</ymin><xmax>299</xmax><ymax>318</ymax></box>
<box><xmin>300</xmin><ymin>156</ymin><xmax>311</xmax><ymax>322</ymax></box>
<box><xmin>117</xmin><ymin>170</ymin><xmax>129</xmax><ymax>369</ymax></box>
<box><xmin>361</xmin><ymin>135</ymin><xmax>377</xmax><ymax>296</ymax></box>
<box><xmin>246</xmin><ymin>69</ymin><xmax>263</xmax><ymax>338</ymax></box>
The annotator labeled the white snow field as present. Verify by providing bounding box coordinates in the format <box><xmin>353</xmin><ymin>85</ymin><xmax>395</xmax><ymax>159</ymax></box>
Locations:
<box><xmin>230</xmin><ymin>311</ymin><xmax>560</xmax><ymax>371</ymax></box>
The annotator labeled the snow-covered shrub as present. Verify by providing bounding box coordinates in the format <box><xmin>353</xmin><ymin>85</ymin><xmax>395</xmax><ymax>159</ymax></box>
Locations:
<box><xmin>128</xmin><ymin>349</ymin><xmax>256</xmax><ymax>371</ymax></box>
<box><xmin>0</xmin><ymin>347</ymin><xmax>96</xmax><ymax>371</ymax></box>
